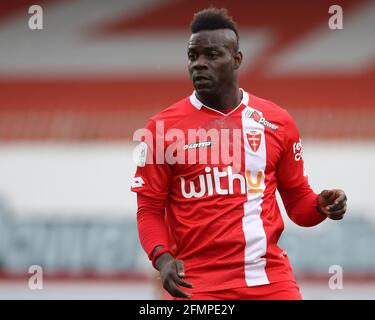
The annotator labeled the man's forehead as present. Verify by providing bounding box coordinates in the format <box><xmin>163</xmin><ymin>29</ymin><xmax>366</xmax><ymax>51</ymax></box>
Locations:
<box><xmin>188</xmin><ymin>29</ymin><xmax>237</xmax><ymax>49</ymax></box>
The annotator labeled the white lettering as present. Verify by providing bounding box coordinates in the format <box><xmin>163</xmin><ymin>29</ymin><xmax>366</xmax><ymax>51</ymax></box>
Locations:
<box><xmin>28</xmin><ymin>265</ymin><xmax>43</xmax><ymax>290</ymax></box>
<box><xmin>180</xmin><ymin>175</ymin><xmax>206</xmax><ymax>198</ymax></box>
<box><xmin>213</xmin><ymin>167</ymin><xmax>228</xmax><ymax>195</ymax></box>
<box><xmin>329</xmin><ymin>5</ymin><xmax>343</xmax><ymax>30</ymax></box>
<box><xmin>165</xmin><ymin>128</ymin><xmax>185</xmax><ymax>165</ymax></box>
<box><xmin>293</xmin><ymin>138</ymin><xmax>304</xmax><ymax>161</ymax></box>
<box><xmin>329</xmin><ymin>265</ymin><xmax>344</xmax><ymax>290</ymax></box>
<box><xmin>180</xmin><ymin>166</ymin><xmax>248</xmax><ymax>198</ymax></box>
<box><xmin>228</xmin><ymin>166</ymin><xmax>246</xmax><ymax>194</ymax></box>
<box><xmin>28</xmin><ymin>5</ymin><xmax>43</xmax><ymax>30</ymax></box>
<box><xmin>205</xmin><ymin>167</ymin><xmax>214</xmax><ymax>196</ymax></box>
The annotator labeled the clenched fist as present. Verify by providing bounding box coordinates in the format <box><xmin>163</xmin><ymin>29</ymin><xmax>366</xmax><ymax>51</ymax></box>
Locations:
<box><xmin>317</xmin><ymin>189</ymin><xmax>347</xmax><ymax>220</ymax></box>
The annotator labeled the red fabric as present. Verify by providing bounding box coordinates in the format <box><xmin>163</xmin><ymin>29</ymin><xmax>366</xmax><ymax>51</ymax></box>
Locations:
<box><xmin>276</xmin><ymin>107</ymin><xmax>326</xmax><ymax>227</ymax></box>
<box><xmin>174</xmin><ymin>281</ymin><xmax>302</xmax><ymax>300</ymax></box>
<box><xmin>136</xmin><ymin>194</ymin><xmax>169</xmax><ymax>260</ymax></box>
<box><xmin>280</xmin><ymin>186</ymin><xmax>325</xmax><ymax>227</ymax></box>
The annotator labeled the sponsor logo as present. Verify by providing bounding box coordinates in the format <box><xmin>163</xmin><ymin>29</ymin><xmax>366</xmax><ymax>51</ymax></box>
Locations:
<box><xmin>245</xmin><ymin>109</ymin><xmax>279</xmax><ymax>131</ymax></box>
<box><xmin>180</xmin><ymin>166</ymin><xmax>264</xmax><ymax>198</ymax></box>
<box><xmin>246</xmin><ymin>130</ymin><xmax>262</xmax><ymax>152</ymax></box>
<box><xmin>293</xmin><ymin>138</ymin><xmax>303</xmax><ymax>161</ymax></box>
<box><xmin>131</xmin><ymin>177</ymin><xmax>145</xmax><ymax>188</ymax></box>
<box><xmin>245</xmin><ymin>170</ymin><xmax>264</xmax><ymax>193</ymax></box>
<box><xmin>183</xmin><ymin>141</ymin><xmax>212</xmax><ymax>150</ymax></box>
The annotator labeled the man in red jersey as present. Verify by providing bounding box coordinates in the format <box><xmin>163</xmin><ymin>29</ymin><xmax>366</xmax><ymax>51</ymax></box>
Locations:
<box><xmin>131</xmin><ymin>8</ymin><xmax>347</xmax><ymax>300</ymax></box>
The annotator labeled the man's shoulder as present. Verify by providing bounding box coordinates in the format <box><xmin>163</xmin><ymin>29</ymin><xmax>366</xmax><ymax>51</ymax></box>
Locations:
<box><xmin>247</xmin><ymin>93</ymin><xmax>302</xmax><ymax>139</ymax></box>
<box><xmin>248</xmin><ymin>92</ymin><xmax>294</xmax><ymax>123</ymax></box>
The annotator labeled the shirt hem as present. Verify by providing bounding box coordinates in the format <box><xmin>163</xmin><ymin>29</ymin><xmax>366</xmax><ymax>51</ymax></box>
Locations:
<box><xmin>192</xmin><ymin>275</ymin><xmax>296</xmax><ymax>293</ymax></box>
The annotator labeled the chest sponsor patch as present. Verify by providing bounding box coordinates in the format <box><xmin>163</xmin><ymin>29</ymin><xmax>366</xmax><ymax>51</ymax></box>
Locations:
<box><xmin>245</xmin><ymin>109</ymin><xmax>279</xmax><ymax>131</ymax></box>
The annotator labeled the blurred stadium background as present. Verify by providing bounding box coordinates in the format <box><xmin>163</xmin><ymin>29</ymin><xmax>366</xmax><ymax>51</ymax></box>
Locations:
<box><xmin>0</xmin><ymin>0</ymin><xmax>375</xmax><ymax>299</ymax></box>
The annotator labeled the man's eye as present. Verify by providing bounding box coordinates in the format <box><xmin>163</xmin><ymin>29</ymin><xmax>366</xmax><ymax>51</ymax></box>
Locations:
<box><xmin>188</xmin><ymin>53</ymin><xmax>196</xmax><ymax>60</ymax></box>
<box><xmin>209</xmin><ymin>52</ymin><xmax>219</xmax><ymax>58</ymax></box>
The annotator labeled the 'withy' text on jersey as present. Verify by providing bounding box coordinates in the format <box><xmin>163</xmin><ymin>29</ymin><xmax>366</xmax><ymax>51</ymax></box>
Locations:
<box><xmin>181</xmin><ymin>166</ymin><xmax>264</xmax><ymax>198</ymax></box>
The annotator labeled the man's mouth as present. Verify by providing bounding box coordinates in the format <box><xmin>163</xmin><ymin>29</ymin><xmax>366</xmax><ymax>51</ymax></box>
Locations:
<box><xmin>193</xmin><ymin>75</ymin><xmax>211</xmax><ymax>83</ymax></box>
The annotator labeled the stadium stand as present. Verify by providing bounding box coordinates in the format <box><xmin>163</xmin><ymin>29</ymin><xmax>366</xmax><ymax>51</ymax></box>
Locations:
<box><xmin>0</xmin><ymin>0</ymin><xmax>374</xmax><ymax>140</ymax></box>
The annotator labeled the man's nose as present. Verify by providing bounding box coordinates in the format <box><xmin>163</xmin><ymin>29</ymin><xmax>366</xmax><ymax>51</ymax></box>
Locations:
<box><xmin>193</xmin><ymin>55</ymin><xmax>208</xmax><ymax>69</ymax></box>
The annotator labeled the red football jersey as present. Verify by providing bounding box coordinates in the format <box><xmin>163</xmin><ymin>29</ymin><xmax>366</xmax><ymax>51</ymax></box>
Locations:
<box><xmin>131</xmin><ymin>89</ymin><xmax>326</xmax><ymax>292</ymax></box>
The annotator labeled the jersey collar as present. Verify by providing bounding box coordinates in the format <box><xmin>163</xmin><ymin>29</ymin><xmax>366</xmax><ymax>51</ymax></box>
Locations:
<box><xmin>189</xmin><ymin>88</ymin><xmax>249</xmax><ymax>116</ymax></box>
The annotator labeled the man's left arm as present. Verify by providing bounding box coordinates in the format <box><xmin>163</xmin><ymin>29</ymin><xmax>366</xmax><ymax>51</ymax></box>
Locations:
<box><xmin>277</xmin><ymin>113</ymin><xmax>347</xmax><ymax>226</ymax></box>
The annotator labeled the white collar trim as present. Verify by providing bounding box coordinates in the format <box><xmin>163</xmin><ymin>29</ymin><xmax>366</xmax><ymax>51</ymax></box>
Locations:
<box><xmin>189</xmin><ymin>88</ymin><xmax>249</xmax><ymax>116</ymax></box>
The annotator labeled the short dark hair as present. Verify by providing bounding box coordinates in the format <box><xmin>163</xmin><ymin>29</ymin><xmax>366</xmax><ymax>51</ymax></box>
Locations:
<box><xmin>191</xmin><ymin>7</ymin><xmax>239</xmax><ymax>43</ymax></box>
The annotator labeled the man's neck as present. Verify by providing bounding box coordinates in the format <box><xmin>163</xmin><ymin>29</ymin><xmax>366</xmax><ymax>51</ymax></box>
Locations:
<box><xmin>196</xmin><ymin>85</ymin><xmax>242</xmax><ymax>111</ymax></box>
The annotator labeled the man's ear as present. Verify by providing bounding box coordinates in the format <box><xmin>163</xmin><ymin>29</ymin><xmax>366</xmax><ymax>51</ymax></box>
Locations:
<box><xmin>234</xmin><ymin>51</ymin><xmax>243</xmax><ymax>70</ymax></box>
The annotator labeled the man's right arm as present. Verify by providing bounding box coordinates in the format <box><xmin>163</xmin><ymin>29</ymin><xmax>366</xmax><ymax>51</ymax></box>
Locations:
<box><xmin>137</xmin><ymin>193</ymin><xmax>193</xmax><ymax>298</ymax></box>
<box><xmin>132</xmin><ymin>119</ymin><xmax>193</xmax><ymax>297</ymax></box>
<box><xmin>136</xmin><ymin>194</ymin><xmax>169</xmax><ymax>258</ymax></box>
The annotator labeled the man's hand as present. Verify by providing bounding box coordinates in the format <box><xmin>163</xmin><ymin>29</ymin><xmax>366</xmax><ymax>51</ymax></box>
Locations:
<box><xmin>154</xmin><ymin>250</ymin><xmax>194</xmax><ymax>298</ymax></box>
<box><xmin>317</xmin><ymin>189</ymin><xmax>347</xmax><ymax>220</ymax></box>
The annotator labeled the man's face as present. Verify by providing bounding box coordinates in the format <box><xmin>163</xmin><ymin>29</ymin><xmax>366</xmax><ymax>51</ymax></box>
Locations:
<box><xmin>187</xmin><ymin>29</ymin><xmax>241</xmax><ymax>95</ymax></box>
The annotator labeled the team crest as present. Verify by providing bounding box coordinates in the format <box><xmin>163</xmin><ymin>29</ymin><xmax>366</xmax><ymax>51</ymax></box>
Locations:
<box><xmin>246</xmin><ymin>130</ymin><xmax>262</xmax><ymax>152</ymax></box>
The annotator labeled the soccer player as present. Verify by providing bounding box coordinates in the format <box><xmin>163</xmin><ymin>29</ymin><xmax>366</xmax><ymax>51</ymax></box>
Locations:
<box><xmin>131</xmin><ymin>8</ymin><xmax>347</xmax><ymax>300</ymax></box>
